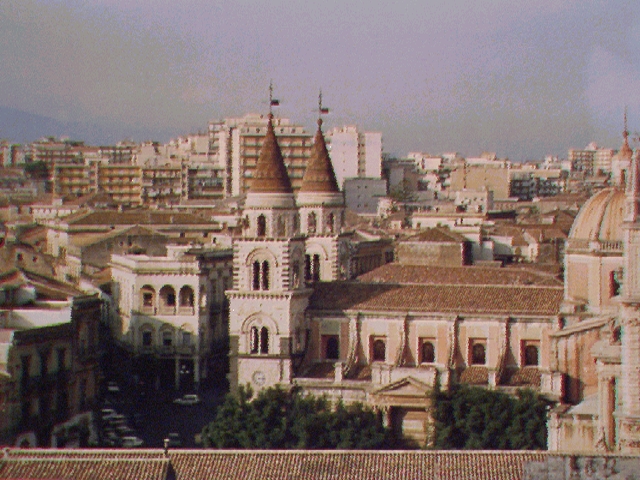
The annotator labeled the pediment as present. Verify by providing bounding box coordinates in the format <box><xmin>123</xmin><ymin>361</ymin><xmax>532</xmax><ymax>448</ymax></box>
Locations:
<box><xmin>372</xmin><ymin>377</ymin><xmax>431</xmax><ymax>398</ymax></box>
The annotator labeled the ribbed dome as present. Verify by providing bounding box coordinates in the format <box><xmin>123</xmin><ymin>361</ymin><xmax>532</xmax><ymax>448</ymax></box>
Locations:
<box><xmin>569</xmin><ymin>188</ymin><xmax>625</xmax><ymax>241</ymax></box>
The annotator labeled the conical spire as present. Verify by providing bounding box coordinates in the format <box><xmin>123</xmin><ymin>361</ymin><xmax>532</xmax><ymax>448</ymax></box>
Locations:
<box><xmin>299</xmin><ymin>119</ymin><xmax>340</xmax><ymax>193</ymax></box>
<box><xmin>249</xmin><ymin>114</ymin><xmax>293</xmax><ymax>194</ymax></box>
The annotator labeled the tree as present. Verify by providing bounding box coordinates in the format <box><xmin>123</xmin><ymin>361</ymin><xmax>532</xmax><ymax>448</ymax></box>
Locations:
<box><xmin>23</xmin><ymin>161</ymin><xmax>49</xmax><ymax>180</ymax></box>
<box><xmin>431</xmin><ymin>385</ymin><xmax>549</xmax><ymax>450</ymax></box>
<box><xmin>388</xmin><ymin>179</ymin><xmax>417</xmax><ymax>205</ymax></box>
<box><xmin>201</xmin><ymin>385</ymin><xmax>396</xmax><ymax>449</ymax></box>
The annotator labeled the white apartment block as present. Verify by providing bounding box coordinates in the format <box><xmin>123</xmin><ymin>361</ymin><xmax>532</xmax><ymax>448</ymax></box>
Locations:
<box><xmin>326</xmin><ymin>126</ymin><xmax>382</xmax><ymax>188</ymax></box>
<box><xmin>406</xmin><ymin>152</ymin><xmax>443</xmax><ymax>172</ymax></box>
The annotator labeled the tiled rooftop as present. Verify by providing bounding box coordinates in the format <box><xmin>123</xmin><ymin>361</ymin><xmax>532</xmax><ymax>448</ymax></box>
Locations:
<box><xmin>309</xmin><ymin>282</ymin><xmax>563</xmax><ymax>316</ymax></box>
<box><xmin>356</xmin><ymin>264</ymin><xmax>562</xmax><ymax>287</ymax></box>
<box><xmin>403</xmin><ymin>228</ymin><xmax>468</xmax><ymax>243</ymax></box>
<box><xmin>0</xmin><ymin>449</ymin><xmax>552</xmax><ymax>480</ymax></box>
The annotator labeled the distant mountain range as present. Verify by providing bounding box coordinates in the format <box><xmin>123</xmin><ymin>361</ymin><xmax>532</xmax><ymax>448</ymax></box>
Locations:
<box><xmin>0</xmin><ymin>106</ymin><xmax>175</xmax><ymax>145</ymax></box>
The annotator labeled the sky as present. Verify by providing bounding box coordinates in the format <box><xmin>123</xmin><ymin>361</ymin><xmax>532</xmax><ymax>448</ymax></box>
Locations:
<box><xmin>1</xmin><ymin>0</ymin><xmax>639</xmax><ymax>160</ymax></box>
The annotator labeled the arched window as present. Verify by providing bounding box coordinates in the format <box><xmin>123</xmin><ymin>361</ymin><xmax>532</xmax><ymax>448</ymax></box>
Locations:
<box><xmin>312</xmin><ymin>254</ymin><xmax>320</xmax><ymax>281</ymax></box>
<box><xmin>141</xmin><ymin>329</ymin><xmax>153</xmax><ymax>347</ymax></box>
<box><xmin>159</xmin><ymin>286</ymin><xmax>176</xmax><ymax>313</ymax></box>
<box><xmin>257</xmin><ymin>215</ymin><xmax>266</xmax><ymax>237</ymax></box>
<box><xmin>261</xmin><ymin>261</ymin><xmax>269</xmax><ymax>290</ymax></box>
<box><xmin>252</xmin><ymin>261</ymin><xmax>261</xmax><ymax>290</ymax></box>
<box><xmin>179</xmin><ymin>286</ymin><xmax>194</xmax><ymax>307</ymax></box>
<box><xmin>524</xmin><ymin>344</ymin><xmax>539</xmax><ymax>366</ymax></box>
<box><xmin>304</xmin><ymin>254</ymin><xmax>321</xmax><ymax>282</ymax></box>
<box><xmin>307</xmin><ymin>212</ymin><xmax>317</xmax><ymax>234</ymax></box>
<box><xmin>251</xmin><ymin>260</ymin><xmax>270</xmax><ymax>291</ymax></box>
<box><xmin>325</xmin><ymin>336</ymin><xmax>339</xmax><ymax>360</ymax></box>
<box><xmin>162</xmin><ymin>329</ymin><xmax>173</xmax><ymax>347</ymax></box>
<box><xmin>260</xmin><ymin>326</ymin><xmax>269</xmax><ymax>354</ymax></box>
<box><xmin>372</xmin><ymin>338</ymin><xmax>386</xmax><ymax>362</ymax></box>
<box><xmin>471</xmin><ymin>342</ymin><xmax>486</xmax><ymax>365</ymax></box>
<box><xmin>250</xmin><ymin>327</ymin><xmax>259</xmax><ymax>354</ymax></box>
<box><xmin>421</xmin><ymin>340</ymin><xmax>435</xmax><ymax>363</ymax></box>
<box><xmin>276</xmin><ymin>215</ymin><xmax>286</xmax><ymax>237</ymax></box>
<box><xmin>327</xmin><ymin>213</ymin><xmax>335</xmax><ymax>234</ymax></box>
<box><xmin>140</xmin><ymin>285</ymin><xmax>155</xmax><ymax>310</ymax></box>
<box><xmin>250</xmin><ymin>326</ymin><xmax>269</xmax><ymax>354</ymax></box>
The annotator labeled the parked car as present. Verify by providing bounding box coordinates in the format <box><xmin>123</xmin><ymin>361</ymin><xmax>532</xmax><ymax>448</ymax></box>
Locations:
<box><xmin>101</xmin><ymin>409</ymin><xmax>118</xmax><ymax>421</ymax></box>
<box><xmin>173</xmin><ymin>394</ymin><xmax>201</xmax><ymax>406</ymax></box>
<box><xmin>116</xmin><ymin>425</ymin><xmax>136</xmax><ymax>436</ymax></box>
<box><xmin>165</xmin><ymin>432</ymin><xmax>182</xmax><ymax>447</ymax></box>
<box><xmin>120</xmin><ymin>436</ymin><xmax>144</xmax><ymax>448</ymax></box>
<box><xmin>107</xmin><ymin>381</ymin><xmax>120</xmax><ymax>393</ymax></box>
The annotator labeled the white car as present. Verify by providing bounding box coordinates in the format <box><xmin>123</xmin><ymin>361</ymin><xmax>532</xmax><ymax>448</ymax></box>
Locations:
<box><xmin>173</xmin><ymin>394</ymin><xmax>201</xmax><ymax>405</ymax></box>
<box><xmin>107</xmin><ymin>382</ymin><xmax>120</xmax><ymax>393</ymax></box>
<box><xmin>120</xmin><ymin>436</ymin><xmax>144</xmax><ymax>448</ymax></box>
<box><xmin>166</xmin><ymin>432</ymin><xmax>182</xmax><ymax>447</ymax></box>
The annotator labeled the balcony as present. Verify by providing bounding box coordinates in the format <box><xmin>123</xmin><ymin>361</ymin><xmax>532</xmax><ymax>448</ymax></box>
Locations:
<box><xmin>157</xmin><ymin>345</ymin><xmax>175</xmax><ymax>356</ymax></box>
<box><xmin>158</xmin><ymin>306</ymin><xmax>177</xmax><ymax>316</ymax></box>
<box><xmin>176</xmin><ymin>344</ymin><xmax>196</xmax><ymax>356</ymax></box>
<box><xmin>177</xmin><ymin>306</ymin><xmax>196</xmax><ymax>316</ymax></box>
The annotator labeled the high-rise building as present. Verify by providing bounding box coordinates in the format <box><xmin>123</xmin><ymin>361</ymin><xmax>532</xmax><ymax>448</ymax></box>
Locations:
<box><xmin>208</xmin><ymin>114</ymin><xmax>312</xmax><ymax>197</ymax></box>
<box><xmin>325</xmin><ymin>126</ymin><xmax>382</xmax><ymax>188</ymax></box>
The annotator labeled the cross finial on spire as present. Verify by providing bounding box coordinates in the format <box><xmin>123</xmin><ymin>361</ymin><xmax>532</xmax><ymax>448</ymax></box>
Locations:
<box><xmin>269</xmin><ymin>81</ymin><xmax>280</xmax><ymax>116</ymax></box>
<box><xmin>625</xmin><ymin>106</ymin><xmax>629</xmax><ymax>140</ymax></box>
<box><xmin>318</xmin><ymin>89</ymin><xmax>329</xmax><ymax>127</ymax></box>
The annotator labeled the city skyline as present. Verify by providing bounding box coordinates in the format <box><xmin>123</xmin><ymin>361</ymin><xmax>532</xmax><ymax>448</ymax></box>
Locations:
<box><xmin>1</xmin><ymin>0</ymin><xmax>639</xmax><ymax>160</ymax></box>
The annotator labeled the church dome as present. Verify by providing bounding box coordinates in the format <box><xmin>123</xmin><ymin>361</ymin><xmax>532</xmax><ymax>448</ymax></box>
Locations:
<box><xmin>568</xmin><ymin>187</ymin><xmax>625</xmax><ymax>242</ymax></box>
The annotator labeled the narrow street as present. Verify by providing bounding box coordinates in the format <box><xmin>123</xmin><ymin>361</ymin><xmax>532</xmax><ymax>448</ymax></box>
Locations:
<box><xmin>100</xmin><ymin>383</ymin><xmax>226</xmax><ymax>448</ymax></box>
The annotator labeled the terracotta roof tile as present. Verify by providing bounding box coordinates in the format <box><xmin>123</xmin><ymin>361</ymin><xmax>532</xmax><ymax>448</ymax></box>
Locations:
<box><xmin>356</xmin><ymin>264</ymin><xmax>562</xmax><ymax>287</ymax></box>
<box><xmin>248</xmin><ymin>114</ymin><xmax>293</xmax><ymax>194</ymax></box>
<box><xmin>66</xmin><ymin>210</ymin><xmax>213</xmax><ymax>227</ymax></box>
<box><xmin>460</xmin><ymin>366</ymin><xmax>489</xmax><ymax>385</ymax></box>
<box><xmin>404</xmin><ymin>228</ymin><xmax>467</xmax><ymax>243</ymax></box>
<box><xmin>309</xmin><ymin>282</ymin><xmax>563</xmax><ymax>316</ymax></box>
<box><xmin>502</xmin><ymin>367</ymin><xmax>542</xmax><ymax>387</ymax></box>
<box><xmin>0</xmin><ymin>449</ymin><xmax>552</xmax><ymax>480</ymax></box>
<box><xmin>298</xmin><ymin>120</ymin><xmax>340</xmax><ymax>194</ymax></box>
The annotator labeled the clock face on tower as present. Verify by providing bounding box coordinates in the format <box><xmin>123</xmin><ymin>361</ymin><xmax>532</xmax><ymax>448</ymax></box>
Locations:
<box><xmin>252</xmin><ymin>370</ymin><xmax>266</xmax><ymax>386</ymax></box>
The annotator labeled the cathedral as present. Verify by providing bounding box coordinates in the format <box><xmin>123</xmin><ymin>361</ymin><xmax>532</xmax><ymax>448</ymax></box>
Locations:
<box><xmin>226</xmin><ymin>112</ymin><xmax>640</xmax><ymax>451</ymax></box>
<box><xmin>548</xmin><ymin>130</ymin><xmax>640</xmax><ymax>453</ymax></box>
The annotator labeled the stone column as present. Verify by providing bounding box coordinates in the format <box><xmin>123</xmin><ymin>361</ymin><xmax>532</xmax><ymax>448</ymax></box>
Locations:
<box><xmin>596</xmin><ymin>370</ymin><xmax>615</xmax><ymax>451</ymax></box>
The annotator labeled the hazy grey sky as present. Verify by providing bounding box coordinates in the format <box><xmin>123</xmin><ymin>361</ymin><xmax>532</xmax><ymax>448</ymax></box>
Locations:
<box><xmin>1</xmin><ymin>0</ymin><xmax>639</xmax><ymax>160</ymax></box>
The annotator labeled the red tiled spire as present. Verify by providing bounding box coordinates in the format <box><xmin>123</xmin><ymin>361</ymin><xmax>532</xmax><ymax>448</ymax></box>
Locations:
<box><xmin>249</xmin><ymin>114</ymin><xmax>293</xmax><ymax>194</ymax></box>
<box><xmin>299</xmin><ymin>119</ymin><xmax>340</xmax><ymax>194</ymax></box>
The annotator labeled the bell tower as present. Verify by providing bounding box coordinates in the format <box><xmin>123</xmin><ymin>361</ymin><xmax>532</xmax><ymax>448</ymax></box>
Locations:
<box><xmin>296</xmin><ymin>92</ymin><xmax>349</xmax><ymax>283</ymax></box>
<box><xmin>227</xmin><ymin>110</ymin><xmax>311</xmax><ymax>394</ymax></box>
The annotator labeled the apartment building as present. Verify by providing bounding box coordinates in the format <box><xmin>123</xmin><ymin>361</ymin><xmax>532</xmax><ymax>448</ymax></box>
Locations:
<box><xmin>208</xmin><ymin>114</ymin><xmax>312</xmax><ymax>196</ymax></box>
<box><xmin>326</xmin><ymin>126</ymin><xmax>382</xmax><ymax>188</ymax></box>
